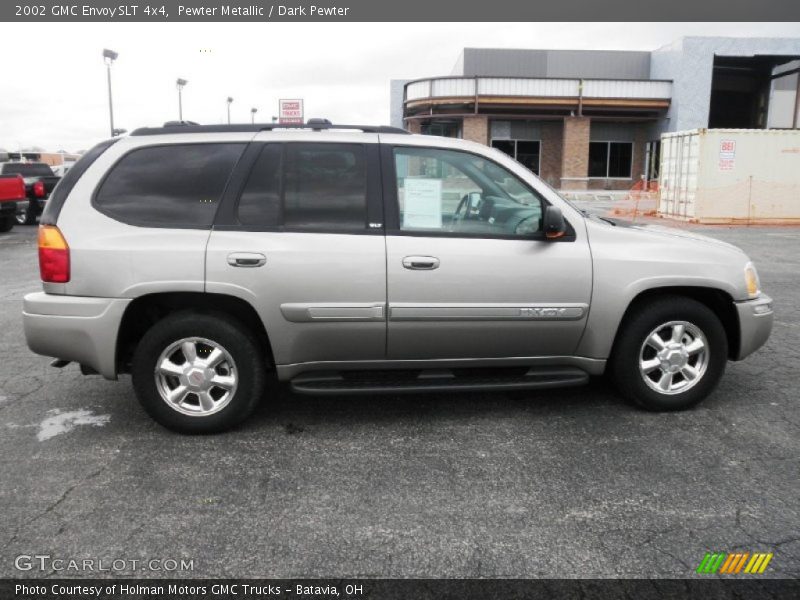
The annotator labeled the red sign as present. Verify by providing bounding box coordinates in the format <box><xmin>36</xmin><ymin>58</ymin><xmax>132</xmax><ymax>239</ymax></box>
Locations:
<box><xmin>279</xmin><ymin>99</ymin><xmax>304</xmax><ymax>124</ymax></box>
<box><xmin>719</xmin><ymin>139</ymin><xmax>736</xmax><ymax>170</ymax></box>
<box><xmin>719</xmin><ymin>140</ymin><xmax>736</xmax><ymax>159</ymax></box>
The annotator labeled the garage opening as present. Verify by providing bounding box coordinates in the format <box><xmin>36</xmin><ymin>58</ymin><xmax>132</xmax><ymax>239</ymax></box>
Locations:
<box><xmin>708</xmin><ymin>55</ymin><xmax>800</xmax><ymax>129</ymax></box>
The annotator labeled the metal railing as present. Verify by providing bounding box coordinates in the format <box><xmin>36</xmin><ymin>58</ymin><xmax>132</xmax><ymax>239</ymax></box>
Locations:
<box><xmin>405</xmin><ymin>76</ymin><xmax>672</xmax><ymax>102</ymax></box>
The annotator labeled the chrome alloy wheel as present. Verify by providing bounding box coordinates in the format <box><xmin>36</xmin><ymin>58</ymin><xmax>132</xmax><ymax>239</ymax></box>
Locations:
<box><xmin>154</xmin><ymin>337</ymin><xmax>238</xmax><ymax>416</ymax></box>
<box><xmin>638</xmin><ymin>321</ymin><xmax>708</xmax><ymax>395</ymax></box>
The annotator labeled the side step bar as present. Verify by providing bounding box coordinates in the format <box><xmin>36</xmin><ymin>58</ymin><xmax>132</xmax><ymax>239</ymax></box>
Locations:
<box><xmin>290</xmin><ymin>367</ymin><xmax>589</xmax><ymax>396</ymax></box>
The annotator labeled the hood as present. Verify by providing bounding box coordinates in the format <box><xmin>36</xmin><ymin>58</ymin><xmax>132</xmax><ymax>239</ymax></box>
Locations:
<box><xmin>604</xmin><ymin>218</ymin><xmax>744</xmax><ymax>254</ymax></box>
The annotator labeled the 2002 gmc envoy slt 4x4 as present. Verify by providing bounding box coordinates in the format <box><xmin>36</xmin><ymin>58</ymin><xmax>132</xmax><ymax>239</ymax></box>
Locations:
<box><xmin>23</xmin><ymin>120</ymin><xmax>774</xmax><ymax>433</ymax></box>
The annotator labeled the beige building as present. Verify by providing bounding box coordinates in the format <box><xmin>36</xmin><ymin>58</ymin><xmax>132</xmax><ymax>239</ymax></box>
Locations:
<box><xmin>391</xmin><ymin>38</ymin><xmax>800</xmax><ymax>192</ymax></box>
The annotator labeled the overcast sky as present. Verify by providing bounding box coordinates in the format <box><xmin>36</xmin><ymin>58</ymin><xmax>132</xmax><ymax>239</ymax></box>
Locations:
<box><xmin>1</xmin><ymin>22</ymin><xmax>798</xmax><ymax>151</ymax></box>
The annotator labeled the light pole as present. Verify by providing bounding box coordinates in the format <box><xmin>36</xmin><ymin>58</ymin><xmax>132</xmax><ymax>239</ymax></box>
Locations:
<box><xmin>226</xmin><ymin>97</ymin><xmax>234</xmax><ymax>124</ymax></box>
<box><xmin>176</xmin><ymin>78</ymin><xmax>188</xmax><ymax>121</ymax></box>
<box><xmin>102</xmin><ymin>49</ymin><xmax>119</xmax><ymax>137</ymax></box>
<box><xmin>250</xmin><ymin>107</ymin><xmax>257</xmax><ymax>124</ymax></box>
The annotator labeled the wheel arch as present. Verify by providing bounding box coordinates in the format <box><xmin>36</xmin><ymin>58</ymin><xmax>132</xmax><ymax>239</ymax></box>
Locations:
<box><xmin>609</xmin><ymin>286</ymin><xmax>740</xmax><ymax>362</ymax></box>
<box><xmin>116</xmin><ymin>292</ymin><xmax>274</xmax><ymax>374</ymax></box>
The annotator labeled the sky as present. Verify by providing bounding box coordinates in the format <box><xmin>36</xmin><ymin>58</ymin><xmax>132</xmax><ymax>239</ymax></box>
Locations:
<box><xmin>1</xmin><ymin>21</ymin><xmax>798</xmax><ymax>151</ymax></box>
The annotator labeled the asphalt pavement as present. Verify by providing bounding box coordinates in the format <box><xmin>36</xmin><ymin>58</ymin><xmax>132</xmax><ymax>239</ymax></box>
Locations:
<box><xmin>1</xmin><ymin>217</ymin><xmax>798</xmax><ymax>578</ymax></box>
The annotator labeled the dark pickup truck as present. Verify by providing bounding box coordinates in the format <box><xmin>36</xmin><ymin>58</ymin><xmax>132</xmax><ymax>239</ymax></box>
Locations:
<box><xmin>0</xmin><ymin>162</ymin><xmax>60</xmax><ymax>225</ymax></box>
<box><xmin>0</xmin><ymin>174</ymin><xmax>26</xmax><ymax>232</ymax></box>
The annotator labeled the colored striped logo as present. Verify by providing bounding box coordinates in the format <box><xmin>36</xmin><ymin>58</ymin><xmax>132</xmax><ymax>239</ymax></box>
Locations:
<box><xmin>696</xmin><ymin>552</ymin><xmax>773</xmax><ymax>574</ymax></box>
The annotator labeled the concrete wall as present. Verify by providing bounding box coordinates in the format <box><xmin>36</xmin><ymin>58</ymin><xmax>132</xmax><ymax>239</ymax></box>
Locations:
<box><xmin>459</xmin><ymin>48</ymin><xmax>651</xmax><ymax>79</ymax></box>
<box><xmin>389</xmin><ymin>79</ymin><xmax>411</xmax><ymax>129</ymax></box>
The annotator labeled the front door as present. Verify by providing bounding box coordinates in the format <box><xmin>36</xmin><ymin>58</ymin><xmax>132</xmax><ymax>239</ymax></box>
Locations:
<box><xmin>383</xmin><ymin>144</ymin><xmax>592</xmax><ymax>360</ymax></box>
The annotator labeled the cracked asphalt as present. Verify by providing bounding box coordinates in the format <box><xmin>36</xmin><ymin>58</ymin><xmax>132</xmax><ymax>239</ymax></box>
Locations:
<box><xmin>0</xmin><ymin>216</ymin><xmax>798</xmax><ymax>579</ymax></box>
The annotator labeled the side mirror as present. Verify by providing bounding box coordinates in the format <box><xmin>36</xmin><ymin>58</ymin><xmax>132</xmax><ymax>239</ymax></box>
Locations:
<box><xmin>543</xmin><ymin>205</ymin><xmax>567</xmax><ymax>239</ymax></box>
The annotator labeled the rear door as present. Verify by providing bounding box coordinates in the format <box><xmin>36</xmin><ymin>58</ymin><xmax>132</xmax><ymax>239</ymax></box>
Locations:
<box><xmin>206</xmin><ymin>134</ymin><xmax>387</xmax><ymax>369</ymax></box>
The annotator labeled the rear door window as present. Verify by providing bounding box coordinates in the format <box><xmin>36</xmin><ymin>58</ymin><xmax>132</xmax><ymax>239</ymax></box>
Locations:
<box><xmin>94</xmin><ymin>143</ymin><xmax>245</xmax><ymax>228</ymax></box>
<box><xmin>237</xmin><ymin>144</ymin><xmax>282</xmax><ymax>227</ymax></box>
<box><xmin>236</xmin><ymin>143</ymin><xmax>368</xmax><ymax>232</ymax></box>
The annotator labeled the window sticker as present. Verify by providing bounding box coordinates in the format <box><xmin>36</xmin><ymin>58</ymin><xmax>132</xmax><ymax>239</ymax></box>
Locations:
<box><xmin>402</xmin><ymin>178</ymin><xmax>443</xmax><ymax>229</ymax></box>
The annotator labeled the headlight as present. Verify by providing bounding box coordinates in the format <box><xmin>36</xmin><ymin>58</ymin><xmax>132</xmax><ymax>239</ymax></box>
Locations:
<box><xmin>745</xmin><ymin>263</ymin><xmax>760</xmax><ymax>298</ymax></box>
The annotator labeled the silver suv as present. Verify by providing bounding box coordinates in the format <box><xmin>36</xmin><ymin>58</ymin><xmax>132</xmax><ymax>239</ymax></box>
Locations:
<box><xmin>23</xmin><ymin>120</ymin><xmax>774</xmax><ymax>433</ymax></box>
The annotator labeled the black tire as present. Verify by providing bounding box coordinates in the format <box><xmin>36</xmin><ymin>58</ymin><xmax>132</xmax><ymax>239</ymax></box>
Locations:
<box><xmin>131</xmin><ymin>311</ymin><xmax>266</xmax><ymax>433</ymax></box>
<box><xmin>609</xmin><ymin>295</ymin><xmax>728</xmax><ymax>411</ymax></box>
<box><xmin>16</xmin><ymin>202</ymin><xmax>37</xmax><ymax>225</ymax></box>
<box><xmin>0</xmin><ymin>216</ymin><xmax>13</xmax><ymax>232</ymax></box>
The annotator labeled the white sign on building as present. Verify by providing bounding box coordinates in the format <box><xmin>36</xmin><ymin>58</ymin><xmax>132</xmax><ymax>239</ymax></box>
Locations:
<box><xmin>279</xmin><ymin>99</ymin><xmax>304</xmax><ymax>124</ymax></box>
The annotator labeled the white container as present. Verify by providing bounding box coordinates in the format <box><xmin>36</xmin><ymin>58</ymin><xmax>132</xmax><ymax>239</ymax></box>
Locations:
<box><xmin>658</xmin><ymin>129</ymin><xmax>800</xmax><ymax>223</ymax></box>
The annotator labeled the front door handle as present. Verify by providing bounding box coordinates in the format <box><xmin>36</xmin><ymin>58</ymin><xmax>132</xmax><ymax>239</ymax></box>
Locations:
<box><xmin>402</xmin><ymin>256</ymin><xmax>440</xmax><ymax>270</ymax></box>
<box><xmin>227</xmin><ymin>252</ymin><xmax>266</xmax><ymax>268</ymax></box>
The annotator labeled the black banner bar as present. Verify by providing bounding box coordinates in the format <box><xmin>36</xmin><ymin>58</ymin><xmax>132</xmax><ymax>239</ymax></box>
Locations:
<box><xmin>3</xmin><ymin>579</ymin><xmax>800</xmax><ymax>600</ymax></box>
<box><xmin>2</xmin><ymin>0</ymin><xmax>800</xmax><ymax>22</ymax></box>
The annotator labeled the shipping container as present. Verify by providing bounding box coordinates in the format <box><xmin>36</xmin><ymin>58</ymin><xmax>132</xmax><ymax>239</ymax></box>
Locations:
<box><xmin>658</xmin><ymin>129</ymin><xmax>800</xmax><ymax>223</ymax></box>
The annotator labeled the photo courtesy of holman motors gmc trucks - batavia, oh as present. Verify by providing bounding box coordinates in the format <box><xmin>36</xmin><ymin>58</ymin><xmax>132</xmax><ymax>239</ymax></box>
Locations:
<box><xmin>22</xmin><ymin>119</ymin><xmax>773</xmax><ymax>433</ymax></box>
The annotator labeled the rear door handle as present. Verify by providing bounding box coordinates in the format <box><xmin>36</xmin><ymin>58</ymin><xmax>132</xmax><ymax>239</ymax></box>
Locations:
<box><xmin>227</xmin><ymin>252</ymin><xmax>266</xmax><ymax>268</ymax></box>
<box><xmin>402</xmin><ymin>256</ymin><xmax>440</xmax><ymax>270</ymax></box>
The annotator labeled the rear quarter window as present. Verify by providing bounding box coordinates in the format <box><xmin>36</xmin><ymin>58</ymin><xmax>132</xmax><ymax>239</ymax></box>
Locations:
<box><xmin>94</xmin><ymin>143</ymin><xmax>245</xmax><ymax>228</ymax></box>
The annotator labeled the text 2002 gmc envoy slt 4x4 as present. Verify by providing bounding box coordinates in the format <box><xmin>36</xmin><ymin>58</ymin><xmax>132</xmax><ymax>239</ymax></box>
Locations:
<box><xmin>23</xmin><ymin>120</ymin><xmax>774</xmax><ymax>433</ymax></box>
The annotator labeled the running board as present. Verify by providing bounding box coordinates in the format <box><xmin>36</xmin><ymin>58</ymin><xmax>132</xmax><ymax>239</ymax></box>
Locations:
<box><xmin>290</xmin><ymin>366</ymin><xmax>589</xmax><ymax>395</ymax></box>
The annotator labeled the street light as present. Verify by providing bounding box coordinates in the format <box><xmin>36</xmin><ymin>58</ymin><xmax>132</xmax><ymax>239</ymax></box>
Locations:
<box><xmin>250</xmin><ymin>107</ymin><xmax>257</xmax><ymax>124</ymax></box>
<box><xmin>226</xmin><ymin>97</ymin><xmax>234</xmax><ymax>124</ymax></box>
<box><xmin>102</xmin><ymin>49</ymin><xmax>119</xmax><ymax>137</ymax></box>
<box><xmin>176</xmin><ymin>78</ymin><xmax>188</xmax><ymax>121</ymax></box>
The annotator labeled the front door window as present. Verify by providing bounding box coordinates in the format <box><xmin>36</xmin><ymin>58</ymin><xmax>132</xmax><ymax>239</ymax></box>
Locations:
<box><xmin>394</xmin><ymin>146</ymin><xmax>544</xmax><ymax>238</ymax></box>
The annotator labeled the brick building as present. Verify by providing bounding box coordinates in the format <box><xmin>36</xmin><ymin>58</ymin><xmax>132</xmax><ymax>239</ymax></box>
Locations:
<box><xmin>390</xmin><ymin>37</ymin><xmax>800</xmax><ymax>191</ymax></box>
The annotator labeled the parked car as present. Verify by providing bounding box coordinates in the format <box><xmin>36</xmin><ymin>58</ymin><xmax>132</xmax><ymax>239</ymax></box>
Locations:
<box><xmin>0</xmin><ymin>173</ymin><xmax>26</xmax><ymax>232</ymax></box>
<box><xmin>0</xmin><ymin>162</ymin><xmax>61</xmax><ymax>225</ymax></box>
<box><xmin>22</xmin><ymin>121</ymin><xmax>773</xmax><ymax>433</ymax></box>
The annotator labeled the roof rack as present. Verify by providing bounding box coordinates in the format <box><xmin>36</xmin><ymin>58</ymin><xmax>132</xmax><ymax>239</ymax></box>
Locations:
<box><xmin>130</xmin><ymin>118</ymin><xmax>410</xmax><ymax>136</ymax></box>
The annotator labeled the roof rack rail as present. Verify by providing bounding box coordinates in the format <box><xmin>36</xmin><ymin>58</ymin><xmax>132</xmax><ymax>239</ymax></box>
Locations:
<box><xmin>130</xmin><ymin>119</ymin><xmax>410</xmax><ymax>136</ymax></box>
<box><xmin>162</xmin><ymin>120</ymin><xmax>201</xmax><ymax>127</ymax></box>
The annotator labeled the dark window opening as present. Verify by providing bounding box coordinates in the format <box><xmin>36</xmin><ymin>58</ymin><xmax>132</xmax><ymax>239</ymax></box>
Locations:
<box><xmin>708</xmin><ymin>55</ymin><xmax>800</xmax><ymax>129</ymax></box>
<box><xmin>589</xmin><ymin>142</ymin><xmax>632</xmax><ymax>178</ymax></box>
<box><xmin>95</xmin><ymin>143</ymin><xmax>245</xmax><ymax>228</ymax></box>
<box><xmin>237</xmin><ymin>143</ymin><xmax>368</xmax><ymax>231</ymax></box>
<box><xmin>491</xmin><ymin>139</ymin><xmax>540</xmax><ymax>175</ymax></box>
<box><xmin>237</xmin><ymin>145</ymin><xmax>281</xmax><ymax>227</ymax></box>
<box><xmin>421</xmin><ymin>121</ymin><xmax>462</xmax><ymax>138</ymax></box>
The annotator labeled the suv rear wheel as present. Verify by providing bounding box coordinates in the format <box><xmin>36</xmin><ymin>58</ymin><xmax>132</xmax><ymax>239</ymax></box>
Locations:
<box><xmin>610</xmin><ymin>296</ymin><xmax>728</xmax><ymax>411</ymax></box>
<box><xmin>131</xmin><ymin>311</ymin><xmax>266</xmax><ymax>433</ymax></box>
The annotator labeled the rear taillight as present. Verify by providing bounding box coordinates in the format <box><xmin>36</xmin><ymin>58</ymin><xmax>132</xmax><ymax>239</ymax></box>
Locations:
<box><xmin>33</xmin><ymin>181</ymin><xmax>46</xmax><ymax>197</ymax></box>
<box><xmin>38</xmin><ymin>225</ymin><xmax>70</xmax><ymax>283</ymax></box>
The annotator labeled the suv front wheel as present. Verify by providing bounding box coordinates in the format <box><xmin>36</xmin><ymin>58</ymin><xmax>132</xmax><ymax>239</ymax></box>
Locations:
<box><xmin>132</xmin><ymin>311</ymin><xmax>266</xmax><ymax>433</ymax></box>
<box><xmin>610</xmin><ymin>296</ymin><xmax>728</xmax><ymax>411</ymax></box>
